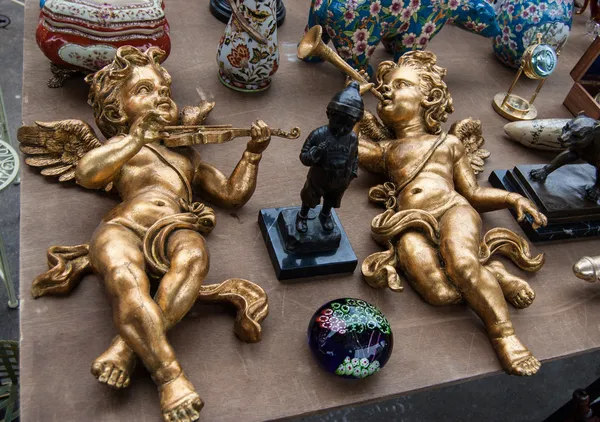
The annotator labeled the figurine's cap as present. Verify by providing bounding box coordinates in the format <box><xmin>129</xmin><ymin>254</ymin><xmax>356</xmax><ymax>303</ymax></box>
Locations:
<box><xmin>327</xmin><ymin>81</ymin><xmax>364</xmax><ymax>120</ymax></box>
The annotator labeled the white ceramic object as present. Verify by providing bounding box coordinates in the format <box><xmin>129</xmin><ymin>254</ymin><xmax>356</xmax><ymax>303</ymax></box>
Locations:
<box><xmin>503</xmin><ymin>119</ymin><xmax>570</xmax><ymax>151</ymax></box>
<box><xmin>216</xmin><ymin>0</ymin><xmax>279</xmax><ymax>92</ymax></box>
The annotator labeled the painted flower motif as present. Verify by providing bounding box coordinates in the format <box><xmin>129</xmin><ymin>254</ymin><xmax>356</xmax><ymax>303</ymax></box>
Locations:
<box><xmin>515</xmin><ymin>24</ymin><xmax>523</xmax><ymax>32</ymax></box>
<box><xmin>528</xmin><ymin>5</ymin><xmax>537</xmax><ymax>14</ymax></box>
<box><xmin>464</xmin><ymin>20</ymin><xmax>476</xmax><ymax>30</ymax></box>
<box><xmin>522</xmin><ymin>10</ymin><xmax>530</xmax><ymax>19</ymax></box>
<box><xmin>401</xmin><ymin>8</ymin><xmax>412</xmax><ymax>21</ymax></box>
<box><xmin>448</xmin><ymin>0</ymin><xmax>459</xmax><ymax>11</ymax></box>
<box><xmin>390</xmin><ymin>0</ymin><xmax>402</xmax><ymax>16</ymax></box>
<box><xmin>352</xmin><ymin>28</ymin><xmax>369</xmax><ymax>43</ymax></box>
<box><xmin>539</xmin><ymin>2</ymin><xmax>547</xmax><ymax>11</ymax></box>
<box><xmin>509</xmin><ymin>40</ymin><xmax>517</xmax><ymax>51</ymax></box>
<box><xmin>475</xmin><ymin>23</ymin><xmax>488</xmax><ymax>32</ymax></box>
<box><xmin>353</xmin><ymin>40</ymin><xmax>368</xmax><ymax>55</ymax></box>
<box><xmin>326</xmin><ymin>25</ymin><xmax>336</xmax><ymax>38</ymax></box>
<box><xmin>410</xmin><ymin>0</ymin><xmax>420</xmax><ymax>9</ymax></box>
<box><xmin>417</xmin><ymin>35</ymin><xmax>429</xmax><ymax>47</ymax></box>
<box><xmin>314</xmin><ymin>0</ymin><xmax>323</xmax><ymax>11</ymax></box>
<box><xmin>402</xmin><ymin>32</ymin><xmax>417</xmax><ymax>48</ymax></box>
<box><xmin>422</xmin><ymin>22</ymin><xmax>436</xmax><ymax>35</ymax></box>
<box><xmin>399</xmin><ymin>21</ymin><xmax>410</xmax><ymax>33</ymax></box>
<box><xmin>227</xmin><ymin>44</ymin><xmax>250</xmax><ymax>69</ymax></box>
<box><xmin>343</xmin><ymin>9</ymin><xmax>356</xmax><ymax>24</ymax></box>
<box><xmin>532</xmin><ymin>15</ymin><xmax>540</xmax><ymax>24</ymax></box>
<box><xmin>370</xmin><ymin>0</ymin><xmax>381</xmax><ymax>16</ymax></box>
<box><xmin>346</xmin><ymin>0</ymin><xmax>358</xmax><ymax>8</ymax></box>
<box><xmin>92</xmin><ymin>58</ymin><xmax>110</xmax><ymax>69</ymax></box>
<box><xmin>339</xmin><ymin>46</ymin><xmax>352</xmax><ymax>59</ymax></box>
<box><xmin>507</xmin><ymin>4</ymin><xmax>514</xmax><ymax>14</ymax></box>
<box><xmin>269</xmin><ymin>59</ymin><xmax>278</xmax><ymax>76</ymax></box>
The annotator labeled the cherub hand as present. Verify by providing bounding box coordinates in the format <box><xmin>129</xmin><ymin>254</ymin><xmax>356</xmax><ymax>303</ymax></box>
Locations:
<box><xmin>345</xmin><ymin>70</ymin><xmax>374</xmax><ymax>95</ymax></box>
<box><xmin>246</xmin><ymin>120</ymin><xmax>271</xmax><ymax>154</ymax></box>
<box><xmin>529</xmin><ymin>168</ymin><xmax>549</xmax><ymax>183</ymax></box>
<box><xmin>131</xmin><ymin>111</ymin><xmax>169</xmax><ymax>145</ymax></box>
<box><xmin>514</xmin><ymin>197</ymin><xmax>548</xmax><ymax>230</ymax></box>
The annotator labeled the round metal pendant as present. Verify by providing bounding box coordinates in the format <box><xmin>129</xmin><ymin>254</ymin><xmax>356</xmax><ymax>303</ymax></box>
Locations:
<box><xmin>0</xmin><ymin>140</ymin><xmax>19</xmax><ymax>192</ymax></box>
<box><xmin>529</xmin><ymin>44</ymin><xmax>558</xmax><ymax>78</ymax></box>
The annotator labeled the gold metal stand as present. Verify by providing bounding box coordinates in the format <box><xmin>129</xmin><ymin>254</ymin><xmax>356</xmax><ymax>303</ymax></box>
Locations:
<box><xmin>493</xmin><ymin>34</ymin><xmax>560</xmax><ymax>121</ymax></box>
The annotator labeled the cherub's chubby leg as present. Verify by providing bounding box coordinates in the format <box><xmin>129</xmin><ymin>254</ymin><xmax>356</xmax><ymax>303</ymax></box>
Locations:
<box><xmin>485</xmin><ymin>261</ymin><xmax>535</xmax><ymax>309</ymax></box>
<box><xmin>154</xmin><ymin>230</ymin><xmax>208</xmax><ymax>327</ymax></box>
<box><xmin>92</xmin><ymin>231</ymin><xmax>209</xmax><ymax>390</ymax></box>
<box><xmin>89</xmin><ymin>224</ymin><xmax>203</xmax><ymax>420</ymax></box>
<box><xmin>396</xmin><ymin>232</ymin><xmax>462</xmax><ymax>306</ymax></box>
<box><xmin>439</xmin><ymin>205</ymin><xmax>540</xmax><ymax>376</ymax></box>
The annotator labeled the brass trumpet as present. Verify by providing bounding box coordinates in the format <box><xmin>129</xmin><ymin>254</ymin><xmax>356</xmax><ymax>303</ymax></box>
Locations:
<box><xmin>297</xmin><ymin>25</ymin><xmax>385</xmax><ymax>101</ymax></box>
<box><xmin>162</xmin><ymin>124</ymin><xmax>301</xmax><ymax>148</ymax></box>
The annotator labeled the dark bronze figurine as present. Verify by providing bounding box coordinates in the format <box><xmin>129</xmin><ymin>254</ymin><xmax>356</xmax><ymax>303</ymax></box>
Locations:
<box><xmin>530</xmin><ymin>113</ymin><xmax>600</xmax><ymax>201</ymax></box>
<box><xmin>296</xmin><ymin>81</ymin><xmax>363</xmax><ymax>233</ymax></box>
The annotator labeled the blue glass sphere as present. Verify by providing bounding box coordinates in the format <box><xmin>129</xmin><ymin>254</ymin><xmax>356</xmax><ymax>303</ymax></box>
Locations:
<box><xmin>307</xmin><ymin>298</ymin><xmax>393</xmax><ymax>379</ymax></box>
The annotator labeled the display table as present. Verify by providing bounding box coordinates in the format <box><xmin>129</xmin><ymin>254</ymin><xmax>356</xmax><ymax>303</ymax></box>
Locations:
<box><xmin>20</xmin><ymin>2</ymin><xmax>600</xmax><ymax>421</ymax></box>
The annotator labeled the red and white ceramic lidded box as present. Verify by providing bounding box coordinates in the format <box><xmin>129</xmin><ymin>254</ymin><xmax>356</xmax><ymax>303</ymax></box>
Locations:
<box><xmin>36</xmin><ymin>0</ymin><xmax>171</xmax><ymax>86</ymax></box>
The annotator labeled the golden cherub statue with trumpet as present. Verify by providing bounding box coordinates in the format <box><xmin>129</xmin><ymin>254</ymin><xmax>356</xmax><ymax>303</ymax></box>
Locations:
<box><xmin>18</xmin><ymin>46</ymin><xmax>299</xmax><ymax>422</ymax></box>
<box><xmin>299</xmin><ymin>25</ymin><xmax>549</xmax><ymax>376</ymax></box>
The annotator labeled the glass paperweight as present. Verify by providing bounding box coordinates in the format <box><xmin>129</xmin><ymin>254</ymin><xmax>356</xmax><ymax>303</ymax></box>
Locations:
<box><xmin>307</xmin><ymin>298</ymin><xmax>393</xmax><ymax>379</ymax></box>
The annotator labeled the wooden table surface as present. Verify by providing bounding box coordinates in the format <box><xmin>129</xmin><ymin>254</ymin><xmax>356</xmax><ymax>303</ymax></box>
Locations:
<box><xmin>19</xmin><ymin>2</ymin><xmax>600</xmax><ymax>421</ymax></box>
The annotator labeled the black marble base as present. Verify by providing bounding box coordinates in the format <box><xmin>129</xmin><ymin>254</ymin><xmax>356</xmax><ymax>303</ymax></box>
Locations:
<box><xmin>258</xmin><ymin>206</ymin><xmax>358</xmax><ymax>281</ymax></box>
<box><xmin>489</xmin><ymin>164</ymin><xmax>600</xmax><ymax>242</ymax></box>
<box><xmin>277</xmin><ymin>207</ymin><xmax>341</xmax><ymax>254</ymax></box>
<box><xmin>209</xmin><ymin>0</ymin><xmax>287</xmax><ymax>27</ymax></box>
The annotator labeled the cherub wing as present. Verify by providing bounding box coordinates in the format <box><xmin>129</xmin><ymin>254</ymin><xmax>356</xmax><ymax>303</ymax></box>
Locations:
<box><xmin>358</xmin><ymin>110</ymin><xmax>394</xmax><ymax>143</ymax></box>
<box><xmin>449</xmin><ymin>118</ymin><xmax>490</xmax><ymax>175</ymax></box>
<box><xmin>17</xmin><ymin>119</ymin><xmax>111</xmax><ymax>189</ymax></box>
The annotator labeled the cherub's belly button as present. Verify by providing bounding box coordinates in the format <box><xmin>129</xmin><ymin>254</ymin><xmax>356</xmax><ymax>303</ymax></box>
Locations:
<box><xmin>411</xmin><ymin>188</ymin><xmax>423</xmax><ymax>194</ymax></box>
<box><xmin>154</xmin><ymin>200</ymin><xmax>166</xmax><ymax>206</ymax></box>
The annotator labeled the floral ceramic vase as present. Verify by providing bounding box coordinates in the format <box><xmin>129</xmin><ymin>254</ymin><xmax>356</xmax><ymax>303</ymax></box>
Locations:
<box><xmin>303</xmin><ymin>0</ymin><xmax>574</xmax><ymax>75</ymax></box>
<box><xmin>491</xmin><ymin>0</ymin><xmax>573</xmax><ymax>68</ymax></box>
<box><xmin>216</xmin><ymin>0</ymin><xmax>279</xmax><ymax>92</ymax></box>
<box><xmin>36</xmin><ymin>0</ymin><xmax>171</xmax><ymax>87</ymax></box>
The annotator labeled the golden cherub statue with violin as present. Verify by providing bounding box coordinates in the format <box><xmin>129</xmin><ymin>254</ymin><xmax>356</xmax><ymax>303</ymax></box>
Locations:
<box><xmin>18</xmin><ymin>46</ymin><xmax>298</xmax><ymax>422</ymax></box>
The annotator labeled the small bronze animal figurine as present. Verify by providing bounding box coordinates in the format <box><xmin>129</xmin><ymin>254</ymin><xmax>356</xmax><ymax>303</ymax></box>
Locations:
<box><xmin>530</xmin><ymin>113</ymin><xmax>600</xmax><ymax>201</ymax></box>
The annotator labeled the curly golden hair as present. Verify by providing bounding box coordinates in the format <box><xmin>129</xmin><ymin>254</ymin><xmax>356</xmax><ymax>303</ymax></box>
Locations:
<box><xmin>375</xmin><ymin>51</ymin><xmax>454</xmax><ymax>135</ymax></box>
<box><xmin>85</xmin><ymin>46</ymin><xmax>171</xmax><ymax>138</ymax></box>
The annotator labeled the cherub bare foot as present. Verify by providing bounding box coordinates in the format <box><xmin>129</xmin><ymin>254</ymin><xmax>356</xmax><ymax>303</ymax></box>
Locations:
<box><xmin>491</xmin><ymin>335</ymin><xmax>541</xmax><ymax>376</ymax></box>
<box><xmin>486</xmin><ymin>261</ymin><xmax>535</xmax><ymax>309</ymax></box>
<box><xmin>160</xmin><ymin>373</ymin><xmax>204</xmax><ymax>422</ymax></box>
<box><xmin>91</xmin><ymin>337</ymin><xmax>136</xmax><ymax>389</ymax></box>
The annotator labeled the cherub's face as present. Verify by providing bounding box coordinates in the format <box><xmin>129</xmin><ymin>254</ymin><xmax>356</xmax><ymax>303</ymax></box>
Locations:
<box><xmin>377</xmin><ymin>66</ymin><xmax>423</xmax><ymax>127</ymax></box>
<box><xmin>120</xmin><ymin>64</ymin><xmax>178</xmax><ymax>125</ymax></box>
